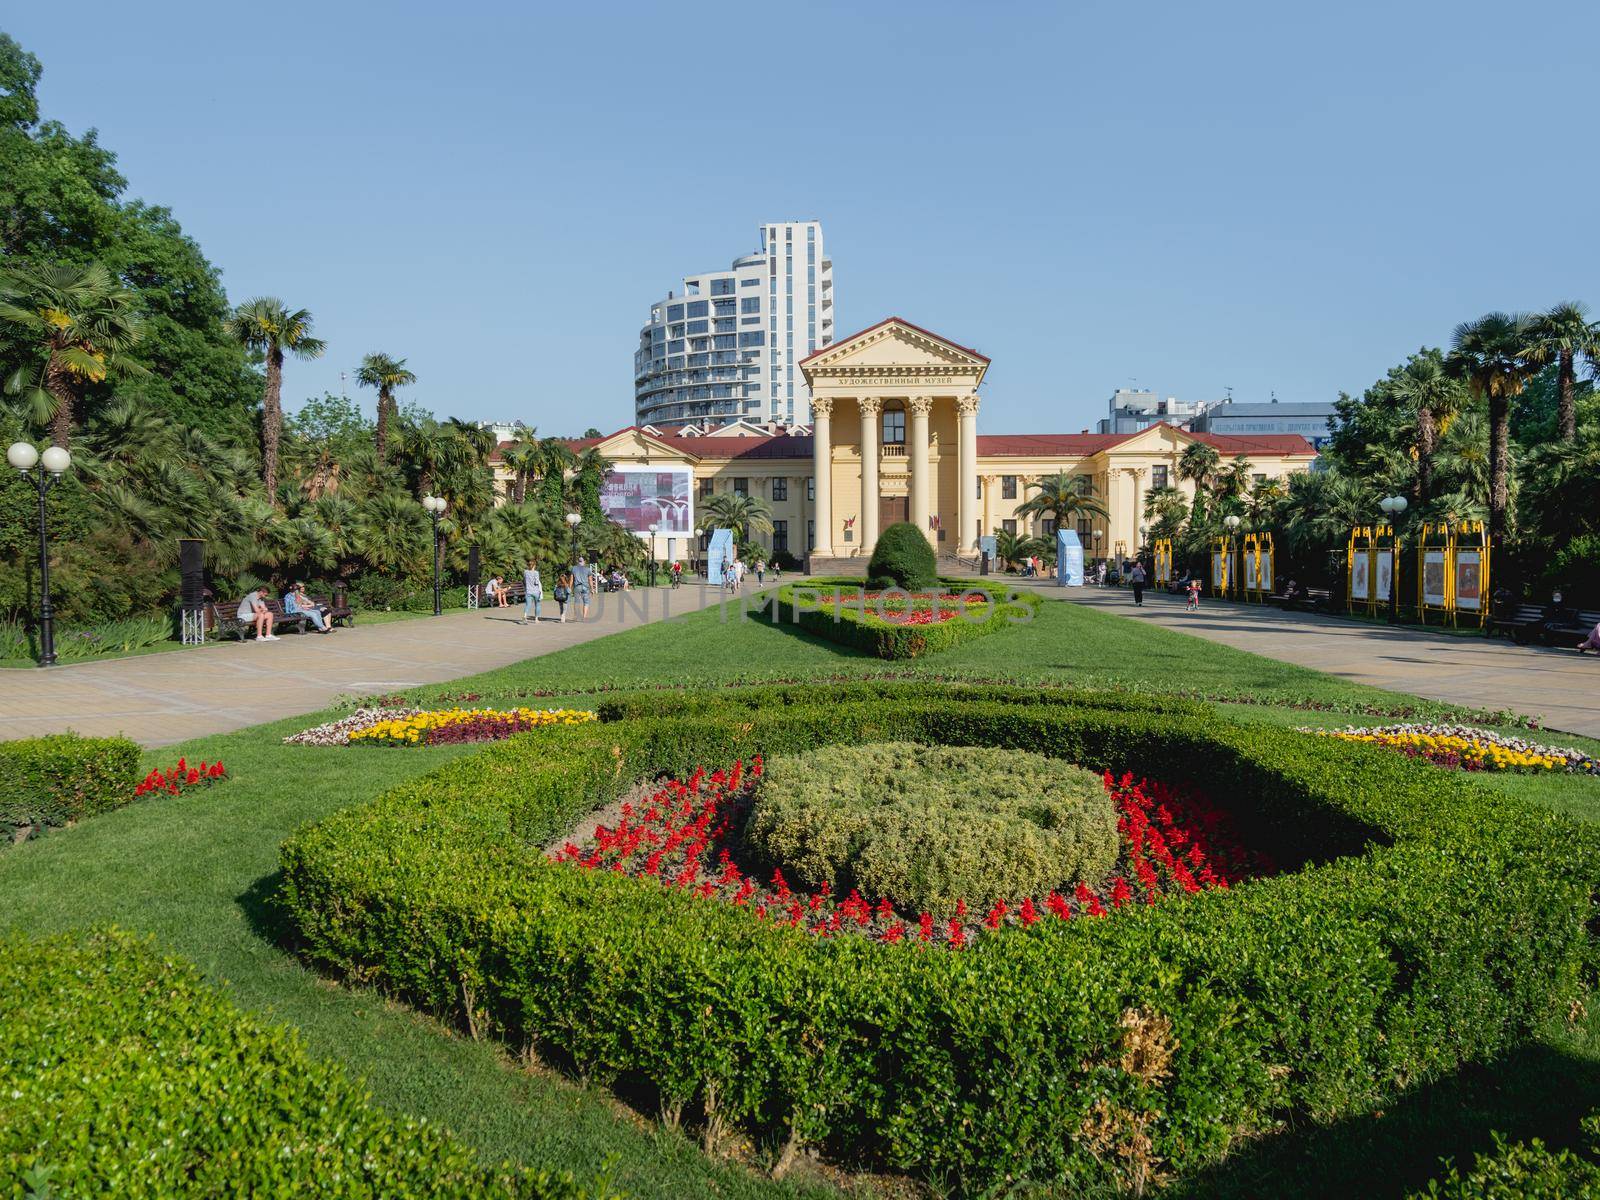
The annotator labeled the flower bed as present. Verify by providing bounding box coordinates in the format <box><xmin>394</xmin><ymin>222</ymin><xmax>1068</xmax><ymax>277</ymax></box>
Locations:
<box><xmin>279</xmin><ymin>682</ymin><xmax>1600</xmax><ymax>1194</ymax></box>
<box><xmin>553</xmin><ymin>755</ymin><xmax>1264</xmax><ymax>946</ymax></box>
<box><xmin>764</xmin><ymin>580</ymin><xmax>1041</xmax><ymax>657</ymax></box>
<box><xmin>134</xmin><ymin>756</ymin><xmax>228</xmax><ymax>797</ymax></box>
<box><xmin>1308</xmin><ymin>724</ymin><xmax>1598</xmax><ymax>774</ymax></box>
<box><xmin>287</xmin><ymin>706</ymin><xmax>595</xmax><ymax>747</ymax></box>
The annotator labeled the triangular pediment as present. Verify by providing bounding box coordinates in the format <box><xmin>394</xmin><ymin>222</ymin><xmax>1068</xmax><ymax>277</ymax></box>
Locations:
<box><xmin>591</xmin><ymin>427</ymin><xmax>697</xmax><ymax>461</ymax></box>
<box><xmin>801</xmin><ymin>317</ymin><xmax>990</xmax><ymax>383</ymax></box>
<box><xmin>1104</xmin><ymin>423</ymin><xmax>1196</xmax><ymax>455</ymax></box>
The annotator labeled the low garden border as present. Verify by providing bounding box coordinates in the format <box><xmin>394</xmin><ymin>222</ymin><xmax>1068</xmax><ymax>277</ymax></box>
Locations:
<box><xmin>279</xmin><ymin>682</ymin><xmax>1600</xmax><ymax>1193</ymax></box>
<box><xmin>1</xmin><ymin>732</ymin><xmax>139</xmax><ymax>843</ymax></box>
<box><xmin>760</xmin><ymin>580</ymin><xmax>1040</xmax><ymax>658</ymax></box>
<box><xmin>0</xmin><ymin>928</ymin><xmax>604</xmax><ymax>1199</ymax></box>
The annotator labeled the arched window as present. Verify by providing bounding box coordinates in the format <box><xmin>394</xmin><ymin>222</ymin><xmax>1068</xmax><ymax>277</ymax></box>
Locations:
<box><xmin>881</xmin><ymin>403</ymin><xmax>905</xmax><ymax>446</ymax></box>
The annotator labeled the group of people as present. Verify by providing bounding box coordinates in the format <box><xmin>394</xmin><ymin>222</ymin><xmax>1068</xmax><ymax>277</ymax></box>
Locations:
<box><xmin>234</xmin><ymin>583</ymin><xmax>333</xmax><ymax>640</ymax></box>
<box><xmin>480</xmin><ymin>557</ymin><xmax>597</xmax><ymax>624</ymax></box>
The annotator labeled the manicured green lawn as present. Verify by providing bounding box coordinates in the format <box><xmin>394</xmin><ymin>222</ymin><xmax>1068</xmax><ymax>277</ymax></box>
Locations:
<box><xmin>3</xmin><ymin>592</ymin><xmax>1596</xmax><ymax>1199</ymax></box>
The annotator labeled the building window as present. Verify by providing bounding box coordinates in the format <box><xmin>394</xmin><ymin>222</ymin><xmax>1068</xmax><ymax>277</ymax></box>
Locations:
<box><xmin>732</xmin><ymin>477</ymin><xmax>748</xmax><ymax>496</ymax></box>
<box><xmin>686</xmin><ymin>300</ymin><xmax>708</xmax><ymax>318</ymax></box>
<box><xmin>1002</xmin><ymin>475</ymin><xmax>1017</xmax><ymax>499</ymax></box>
<box><xmin>976</xmin><ymin>475</ymin><xmax>983</xmax><ymax>499</ymax></box>
<box><xmin>1077</xmin><ymin>517</ymin><xmax>1092</xmax><ymax>538</ymax></box>
<box><xmin>772</xmin><ymin>520</ymin><xmax>788</xmax><ymax>554</ymax></box>
<box><xmin>807</xmin><ymin>519</ymin><xmax>814</xmax><ymax>551</ymax></box>
<box><xmin>1151</xmin><ymin>465</ymin><xmax>1168</xmax><ymax>490</ymax></box>
<box><xmin>667</xmin><ymin>303</ymin><xmax>684</xmax><ymax>322</ymax></box>
<box><xmin>806</xmin><ymin>476</ymin><xmax>814</xmax><ymax>501</ymax></box>
<box><xmin>1002</xmin><ymin>519</ymin><xmax>1017</xmax><ymax>536</ymax></box>
<box><xmin>698</xmin><ymin>478</ymin><xmax>713</xmax><ymax>499</ymax></box>
<box><xmin>740</xmin><ymin>297</ymin><xmax>760</xmax><ymax>314</ymax></box>
<box><xmin>882</xmin><ymin>405</ymin><xmax>905</xmax><ymax>445</ymax></box>
<box><xmin>1073</xmin><ymin>474</ymin><xmax>1092</xmax><ymax>496</ymax></box>
<box><xmin>1254</xmin><ymin>473</ymin><xmax>1268</xmax><ymax>485</ymax></box>
<box><xmin>772</xmin><ymin>477</ymin><xmax>787</xmax><ymax>501</ymax></box>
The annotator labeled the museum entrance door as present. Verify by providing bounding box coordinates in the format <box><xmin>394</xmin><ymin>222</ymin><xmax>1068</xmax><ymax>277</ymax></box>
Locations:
<box><xmin>879</xmin><ymin>494</ymin><xmax>909</xmax><ymax>530</ymax></box>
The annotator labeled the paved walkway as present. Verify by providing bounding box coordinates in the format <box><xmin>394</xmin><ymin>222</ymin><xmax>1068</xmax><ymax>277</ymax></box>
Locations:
<box><xmin>1054</xmin><ymin>585</ymin><xmax>1600</xmax><ymax>737</ymax></box>
<box><xmin>0</xmin><ymin>586</ymin><xmax>730</xmax><ymax>747</ymax></box>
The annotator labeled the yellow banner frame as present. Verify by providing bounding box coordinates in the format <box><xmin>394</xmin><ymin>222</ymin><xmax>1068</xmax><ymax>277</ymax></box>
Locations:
<box><xmin>1210</xmin><ymin>535</ymin><xmax>1235</xmax><ymax>598</ymax></box>
<box><xmin>1416</xmin><ymin>521</ymin><xmax>1455</xmax><ymax>625</ymax></box>
<box><xmin>1241</xmin><ymin>531</ymin><xmax>1274</xmax><ymax>602</ymax></box>
<box><xmin>1347</xmin><ymin>523</ymin><xmax>1394</xmax><ymax>616</ymax></box>
<box><xmin>1153</xmin><ymin>538</ymin><xmax>1173</xmax><ymax>586</ymax></box>
<box><xmin>1451</xmin><ymin>520</ymin><xmax>1490</xmax><ymax>629</ymax></box>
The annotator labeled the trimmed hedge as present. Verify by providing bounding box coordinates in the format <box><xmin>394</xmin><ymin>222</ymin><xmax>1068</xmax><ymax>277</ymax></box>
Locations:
<box><xmin>765</xmin><ymin>582</ymin><xmax>1041</xmax><ymax>658</ymax></box>
<box><xmin>0</xmin><ymin>731</ymin><xmax>139</xmax><ymax>839</ymax></box>
<box><xmin>1411</xmin><ymin>1118</ymin><xmax>1600</xmax><ymax>1198</ymax></box>
<box><xmin>280</xmin><ymin>684</ymin><xmax>1600</xmax><ymax>1194</ymax></box>
<box><xmin>0</xmin><ymin>928</ymin><xmax>609</xmax><ymax>1199</ymax></box>
<box><xmin>866</xmin><ymin>520</ymin><xmax>937</xmax><ymax>589</ymax></box>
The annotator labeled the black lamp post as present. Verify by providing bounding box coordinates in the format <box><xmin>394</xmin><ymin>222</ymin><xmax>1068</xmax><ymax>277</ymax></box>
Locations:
<box><xmin>8</xmin><ymin>441</ymin><xmax>71</xmax><ymax>667</ymax></box>
<box><xmin>693</xmin><ymin>526</ymin><xmax>703</xmax><ymax>577</ymax></box>
<box><xmin>1379</xmin><ymin>495</ymin><xmax>1408</xmax><ymax>624</ymax></box>
<box><xmin>422</xmin><ymin>494</ymin><xmax>447</xmax><ymax>615</ymax></box>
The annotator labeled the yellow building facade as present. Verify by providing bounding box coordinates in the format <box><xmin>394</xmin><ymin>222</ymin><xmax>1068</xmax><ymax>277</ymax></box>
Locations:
<box><xmin>496</xmin><ymin>319</ymin><xmax>1318</xmax><ymax>564</ymax></box>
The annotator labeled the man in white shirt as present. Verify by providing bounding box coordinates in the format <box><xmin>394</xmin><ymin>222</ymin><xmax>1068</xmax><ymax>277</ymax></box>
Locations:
<box><xmin>237</xmin><ymin>588</ymin><xmax>277</xmax><ymax>640</ymax></box>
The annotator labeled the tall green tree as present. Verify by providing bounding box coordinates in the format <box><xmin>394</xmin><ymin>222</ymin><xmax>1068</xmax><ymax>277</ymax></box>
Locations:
<box><xmin>1014</xmin><ymin>471</ymin><xmax>1109</xmax><ymax>531</ymax></box>
<box><xmin>500</xmin><ymin>427</ymin><xmax>541</xmax><ymax>505</ymax></box>
<box><xmin>701</xmin><ymin>490</ymin><xmax>774</xmax><ymax>539</ymax></box>
<box><xmin>1176</xmin><ymin>442</ymin><xmax>1221</xmax><ymax>521</ymax></box>
<box><xmin>355</xmin><ymin>353</ymin><xmax>416</xmax><ymax>462</ymax></box>
<box><xmin>0</xmin><ymin>261</ymin><xmax>145</xmax><ymax>447</ymax></box>
<box><xmin>0</xmin><ymin>33</ymin><xmax>258</xmax><ymax>434</ymax></box>
<box><xmin>1447</xmin><ymin>312</ymin><xmax>1538</xmax><ymax>546</ymax></box>
<box><xmin>1526</xmin><ymin>301</ymin><xmax>1600</xmax><ymax>442</ymax></box>
<box><xmin>225</xmin><ymin>299</ymin><xmax>324</xmax><ymax>499</ymax></box>
<box><xmin>1389</xmin><ymin>354</ymin><xmax>1465</xmax><ymax>506</ymax></box>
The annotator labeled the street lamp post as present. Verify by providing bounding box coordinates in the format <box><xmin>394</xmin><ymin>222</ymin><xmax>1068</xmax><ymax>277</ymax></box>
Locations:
<box><xmin>1223</xmin><ymin>514</ymin><xmax>1242</xmax><ymax>600</ymax></box>
<box><xmin>565</xmin><ymin>511</ymin><xmax>581</xmax><ymax>568</ymax></box>
<box><xmin>693</xmin><ymin>526</ymin><xmax>704</xmax><ymax>577</ymax></box>
<box><xmin>422</xmin><ymin>495</ymin><xmax>447</xmax><ymax>615</ymax></box>
<box><xmin>1378</xmin><ymin>495</ymin><xmax>1409</xmax><ymax>624</ymax></box>
<box><xmin>647</xmin><ymin>522</ymin><xmax>658</xmax><ymax>587</ymax></box>
<box><xmin>7</xmin><ymin>442</ymin><xmax>71</xmax><ymax>667</ymax></box>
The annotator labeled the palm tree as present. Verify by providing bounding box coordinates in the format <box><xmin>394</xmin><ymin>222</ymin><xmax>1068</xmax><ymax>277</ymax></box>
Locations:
<box><xmin>355</xmin><ymin>352</ymin><xmax>416</xmax><ymax>461</ymax></box>
<box><xmin>396</xmin><ymin>418</ymin><xmax>461</xmax><ymax>500</ymax></box>
<box><xmin>992</xmin><ymin>526</ymin><xmax>1047</xmax><ymax>572</ymax></box>
<box><xmin>500</xmin><ymin>428</ymin><xmax>541</xmax><ymax>504</ymax></box>
<box><xmin>1244</xmin><ymin>477</ymin><xmax>1285</xmax><ymax>527</ymax></box>
<box><xmin>0</xmin><ymin>262</ymin><xmax>146</xmax><ymax>448</ymax></box>
<box><xmin>1526</xmin><ymin>302</ymin><xmax>1600</xmax><ymax>442</ymax></box>
<box><xmin>1014</xmin><ymin>471</ymin><xmax>1109</xmax><ymax>532</ymax></box>
<box><xmin>1447</xmin><ymin>312</ymin><xmax>1538</xmax><ymax>546</ymax></box>
<box><xmin>536</xmin><ymin>437</ymin><xmax>576</xmax><ymax>511</ymax></box>
<box><xmin>1212</xmin><ymin>456</ymin><xmax>1254</xmax><ymax>510</ymax></box>
<box><xmin>1390</xmin><ymin>354</ymin><xmax>1463</xmax><ymax>505</ymax></box>
<box><xmin>702</xmin><ymin>489</ymin><xmax>774</xmax><ymax>539</ymax></box>
<box><xmin>1176</xmin><ymin>442</ymin><xmax>1221</xmax><ymax>521</ymax></box>
<box><xmin>225</xmin><ymin>298</ymin><xmax>325</xmax><ymax>498</ymax></box>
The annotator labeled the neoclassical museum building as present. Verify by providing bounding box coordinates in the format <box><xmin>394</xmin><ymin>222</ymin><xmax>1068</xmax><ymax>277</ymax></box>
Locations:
<box><xmin>499</xmin><ymin>319</ymin><xmax>1318</xmax><ymax>565</ymax></box>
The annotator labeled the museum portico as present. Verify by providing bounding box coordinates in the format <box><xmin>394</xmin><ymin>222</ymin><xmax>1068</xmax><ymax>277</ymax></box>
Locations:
<box><xmin>492</xmin><ymin>317</ymin><xmax>1320</xmax><ymax>564</ymax></box>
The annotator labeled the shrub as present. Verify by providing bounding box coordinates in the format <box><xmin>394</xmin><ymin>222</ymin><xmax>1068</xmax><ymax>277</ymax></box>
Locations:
<box><xmin>866</xmin><ymin>520</ymin><xmax>937</xmax><ymax>589</ymax></box>
<box><xmin>0</xmin><ymin>732</ymin><xmax>139</xmax><ymax>839</ymax></box>
<box><xmin>1411</xmin><ymin>1117</ymin><xmax>1600</xmax><ymax>1198</ymax></box>
<box><xmin>0</xmin><ymin>928</ymin><xmax>605</xmax><ymax>1199</ymax></box>
<box><xmin>746</xmin><ymin>741</ymin><xmax>1118</xmax><ymax>914</ymax></box>
<box><xmin>280</xmin><ymin>684</ymin><xmax>1600</xmax><ymax>1194</ymax></box>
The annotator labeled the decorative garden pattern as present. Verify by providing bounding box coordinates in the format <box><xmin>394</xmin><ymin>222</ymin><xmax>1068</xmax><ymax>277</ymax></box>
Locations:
<box><xmin>286</xmin><ymin>706</ymin><xmax>596</xmax><ymax>747</ymax></box>
<box><xmin>1308</xmin><ymin>724</ymin><xmax>1598</xmax><ymax>773</ymax></box>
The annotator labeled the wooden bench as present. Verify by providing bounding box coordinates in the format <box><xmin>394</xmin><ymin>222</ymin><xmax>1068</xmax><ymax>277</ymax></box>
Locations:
<box><xmin>263</xmin><ymin>597</ymin><xmax>313</xmax><ymax>635</ymax></box>
<box><xmin>1269</xmin><ymin>587</ymin><xmax>1335</xmax><ymax>613</ymax></box>
<box><xmin>1489</xmin><ymin>602</ymin><xmax>1547</xmax><ymax>643</ymax></box>
<box><xmin>1543</xmin><ymin>608</ymin><xmax>1600</xmax><ymax>648</ymax></box>
<box><xmin>311</xmin><ymin>593</ymin><xmax>355</xmax><ymax>627</ymax></box>
<box><xmin>208</xmin><ymin>598</ymin><xmax>311</xmax><ymax>639</ymax></box>
<box><xmin>475</xmin><ymin>580</ymin><xmax>525</xmax><ymax>608</ymax></box>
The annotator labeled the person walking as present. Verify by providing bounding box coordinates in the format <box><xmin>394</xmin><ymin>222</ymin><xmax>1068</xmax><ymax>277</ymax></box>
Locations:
<box><xmin>554</xmin><ymin>567</ymin><xmax>573</xmax><ymax>622</ymax></box>
<box><xmin>756</xmin><ymin>558</ymin><xmax>766</xmax><ymax>585</ymax></box>
<box><xmin>1129</xmin><ymin>560</ymin><xmax>1147</xmax><ymax>607</ymax></box>
<box><xmin>518</xmin><ymin>558</ymin><xmax>543</xmax><ymax>625</ymax></box>
<box><xmin>571</xmin><ymin>556</ymin><xmax>593</xmax><ymax>620</ymax></box>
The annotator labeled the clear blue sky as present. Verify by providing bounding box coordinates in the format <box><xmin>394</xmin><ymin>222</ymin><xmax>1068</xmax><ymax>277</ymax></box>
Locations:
<box><xmin>10</xmin><ymin>1</ymin><xmax>1599</xmax><ymax>435</ymax></box>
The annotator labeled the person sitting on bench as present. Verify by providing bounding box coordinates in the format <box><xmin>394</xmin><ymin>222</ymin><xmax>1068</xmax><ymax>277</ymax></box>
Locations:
<box><xmin>284</xmin><ymin>582</ymin><xmax>330</xmax><ymax>633</ymax></box>
<box><xmin>238</xmin><ymin>587</ymin><xmax>277</xmax><ymax>641</ymax></box>
<box><xmin>1578</xmin><ymin>615</ymin><xmax>1600</xmax><ymax>654</ymax></box>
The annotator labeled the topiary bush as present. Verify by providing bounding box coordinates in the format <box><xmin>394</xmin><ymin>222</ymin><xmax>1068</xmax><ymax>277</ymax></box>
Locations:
<box><xmin>279</xmin><ymin>681</ymin><xmax>1600</xmax><ymax>1195</ymax></box>
<box><xmin>866</xmin><ymin>520</ymin><xmax>937</xmax><ymax>589</ymax></box>
<box><xmin>746</xmin><ymin>741</ymin><xmax>1117</xmax><ymax>914</ymax></box>
<box><xmin>0</xmin><ymin>732</ymin><xmax>139</xmax><ymax>841</ymax></box>
<box><xmin>765</xmin><ymin>582</ymin><xmax>1041</xmax><ymax>658</ymax></box>
<box><xmin>0</xmin><ymin>927</ymin><xmax>607</xmax><ymax>1199</ymax></box>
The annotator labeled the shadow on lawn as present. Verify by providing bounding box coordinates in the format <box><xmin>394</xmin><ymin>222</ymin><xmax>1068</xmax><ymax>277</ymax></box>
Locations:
<box><xmin>1173</xmin><ymin>1036</ymin><xmax>1600</xmax><ymax>1199</ymax></box>
<box><xmin>237</xmin><ymin>869</ymin><xmax>292</xmax><ymax>948</ymax></box>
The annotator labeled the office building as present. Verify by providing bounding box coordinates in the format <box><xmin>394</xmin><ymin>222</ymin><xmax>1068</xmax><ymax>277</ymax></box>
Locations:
<box><xmin>1095</xmin><ymin>388</ymin><xmax>1207</xmax><ymax>434</ymax></box>
<box><xmin>1191</xmin><ymin>398</ymin><xmax>1339</xmax><ymax>448</ymax></box>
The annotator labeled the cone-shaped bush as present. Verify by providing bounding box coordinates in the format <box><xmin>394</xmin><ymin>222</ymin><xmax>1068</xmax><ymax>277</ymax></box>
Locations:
<box><xmin>867</xmin><ymin>521</ymin><xmax>937</xmax><ymax>589</ymax></box>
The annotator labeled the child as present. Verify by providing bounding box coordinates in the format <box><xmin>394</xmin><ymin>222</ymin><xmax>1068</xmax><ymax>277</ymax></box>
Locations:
<box><xmin>1186</xmin><ymin>578</ymin><xmax>1201</xmax><ymax>612</ymax></box>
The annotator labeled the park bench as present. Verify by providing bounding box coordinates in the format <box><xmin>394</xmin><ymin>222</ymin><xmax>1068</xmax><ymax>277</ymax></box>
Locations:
<box><xmin>1542</xmin><ymin>608</ymin><xmax>1600</xmax><ymax>649</ymax></box>
<box><xmin>1269</xmin><ymin>587</ymin><xmax>1335</xmax><ymax>613</ymax></box>
<box><xmin>205</xmin><ymin>598</ymin><xmax>309</xmax><ymax>640</ymax></box>
<box><xmin>1489</xmin><ymin>602</ymin><xmax>1548</xmax><ymax>643</ymax></box>
<box><xmin>475</xmin><ymin>580</ymin><xmax>526</xmax><ymax>609</ymax></box>
<box><xmin>310</xmin><ymin>592</ymin><xmax>355</xmax><ymax>627</ymax></box>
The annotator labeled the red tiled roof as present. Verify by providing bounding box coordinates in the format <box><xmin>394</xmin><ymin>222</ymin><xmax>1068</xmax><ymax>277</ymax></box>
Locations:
<box><xmin>977</xmin><ymin>434</ymin><xmax>1122</xmax><ymax>456</ymax></box>
<box><xmin>798</xmin><ymin>316</ymin><xmax>990</xmax><ymax>366</ymax></box>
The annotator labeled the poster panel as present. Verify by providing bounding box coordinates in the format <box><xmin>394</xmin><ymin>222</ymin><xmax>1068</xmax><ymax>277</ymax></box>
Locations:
<box><xmin>598</xmin><ymin>468</ymin><xmax>692</xmax><ymax>533</ymax></box>
<box><xmin>1456</xmin><ymin>549</ymin><xmax>1483</xmax><ymax>610</ymax></box>
<box><xmin>1422</xmin><ymin>551</ymin><xmax>1447</xmax><ymax>607</ymax></box>
<box><xmin>1259</xmin><ymin>549</ymin><xmax>1273</xmax><ymax>594</ymax></box>
<box><xmin>1374</xmin><ymin>550</ymin><xmax>1393</xmax><ymax>606</ymax></box>
<box><xmin>1351</xmin><ymin>552</ymin><xmax>1369</xmax><ymax>601</ymax></box>
<box><xmin>1243</xmin><ymin>551</ymin><xmax>1259</xmax><ymax>591</ymax></box>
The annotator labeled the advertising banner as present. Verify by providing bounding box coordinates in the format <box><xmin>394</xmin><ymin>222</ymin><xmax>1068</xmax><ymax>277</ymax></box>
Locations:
<box><xmin>1422</xmin><ymin>550</ymin><xmax>1447</xmax><ymax>607</ymax></box>
<box><xmin>598</xmin><ymin>468</ymin><xmax>692</xmax><ymax>533</ymax></box>
<box><xmin>1351</xmin><ymin>553</ymin><xmax>1369</xmax><ymax>602</ymax></box>
<box><xmin>1056</xmin><ymin>528</ymin><xmax>1084</xmax><ymax>587</ymax></box>
<box><xmin>1456</xmin><ymin>549</ymin><xmax>1483</xmax><ymax>610</ymax></box>
<box><xmin>1374</xmin><ymin>550</ymin><xmax>1393</xmax><ymax>606</ymax></box>
<box><xmin>1211</xmin><ymin>552</ymin><xmax>1225</xmax><ymax>588</ymax></box>
<box><xmin>705</xmin><ymin>528</ymin><xmax>735</xmax><ymax>585</ymax></box>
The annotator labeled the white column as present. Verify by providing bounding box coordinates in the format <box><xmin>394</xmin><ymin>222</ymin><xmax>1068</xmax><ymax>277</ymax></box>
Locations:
<box><xmin>908</xmin><ymin>394</ymin><xmax>933</xmax><ymax>543</ymax></box>
<box><xmin>981</xmin><ymin>474</ymin><xmax>995</xmax><ymax>544</ymax></box>
<box><xmin>811</xmin><ymin>397</ymin><xmax>834</xmax><ymax>556</ymax></box>
<box><xmin>858</xmin><ymin>396</ymin><xmax>881</xmax><ymax>555</ymax></box>
<box><xmin>957</xmin><ymin>395</ymin><xmax>979</xmax><ymax>552</ymax></box>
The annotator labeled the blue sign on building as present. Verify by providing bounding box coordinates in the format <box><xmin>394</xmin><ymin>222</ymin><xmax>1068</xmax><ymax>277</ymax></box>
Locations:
<box><xmin>1056</xmin><ymin>528</ymin><xmax>1084</xmax><ymax>587</ymax></box>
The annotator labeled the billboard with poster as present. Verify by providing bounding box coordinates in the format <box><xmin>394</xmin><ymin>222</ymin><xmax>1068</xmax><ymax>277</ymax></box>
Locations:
<box><xmin>598</xmin><ymin>468</ymin><xmax>692</xmax><ymax>533</ymax></box>
<box><xmin>1456</xmin><ymin>549</ymin><xmax>1483</xmax><ymax>610</ymax></box>
<box><xmin>1422</xmin><ymin>550</ymin><xmax>1447</xmax><ymax>607</ymax></box>
<box><xmin>1351</xmin><ymin>553</ymin><xmax>1369</xmax><ymax>602</ymax></box>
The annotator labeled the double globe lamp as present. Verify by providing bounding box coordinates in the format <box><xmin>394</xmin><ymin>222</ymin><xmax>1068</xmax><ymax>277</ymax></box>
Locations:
<box><xmin>7</xmin><ymin>441</ymin><xmax>73</xmax><ymax>667</ymax></box>
<box><xmin>421</xmin><ymin>494</ymin><xmax>448</xmax><ymax>616</ymax></box>
<box><xmin>1378</xmin><ymin>494</ymin><xmax>1409</xmax><ymax>624</ymax></box>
